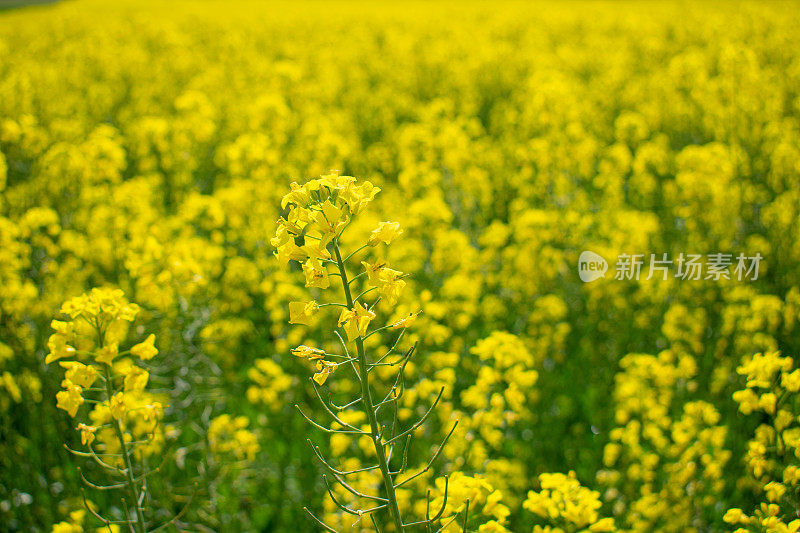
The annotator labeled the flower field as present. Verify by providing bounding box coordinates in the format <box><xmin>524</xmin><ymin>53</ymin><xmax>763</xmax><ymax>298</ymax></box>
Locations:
<box><xmin>2</xmin><ymin>1</ymin><xmax>800</xmax><ymax>531</ymax></box>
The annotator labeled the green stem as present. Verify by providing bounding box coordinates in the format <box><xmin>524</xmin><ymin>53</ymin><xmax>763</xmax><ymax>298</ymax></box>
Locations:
<box><xmin>344</xmin><ymin>243</ymin><xmax>369</xmax><ymax>263</ymax></box>
<box><xmin>333</xmin><ymin>241</ymin><xmax>404</xmax><ymax>532</ymax></box>
<box><xmin>102</xmin><ymin>362</ymin><xmax>146</xmax><ymax>533</ymax></box>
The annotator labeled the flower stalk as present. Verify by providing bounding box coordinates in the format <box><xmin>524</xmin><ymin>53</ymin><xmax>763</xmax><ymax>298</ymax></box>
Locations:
<box><xmin>103</xmin><ymin>362</ymin><xmax>147</xmax><ymax>533</ymax></box>
<box><xmin>46</xmin><ymin>288</ymin><xmax>189</xmax><ymax>531</ymax></box>
<box><xmin>274</xmin><ymin>174</ymin><xmax>459</xmax><ymax>531</ymax></box>
<box><xmin>333</xmin><ymin>238</ymin><xmax>405</xmax><ymax>531</ymax></box>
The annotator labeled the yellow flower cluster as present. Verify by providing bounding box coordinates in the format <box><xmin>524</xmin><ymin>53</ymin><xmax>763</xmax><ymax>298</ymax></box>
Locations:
<box><xmin>1</xmin><ymin>0</ymin><xmax>799</xmax><ymax>530</ymax></box>
<box><xmin>273</xmin><ymin>174</ymin><xmax>406</xmax><ymax>386</ymax></box>
<box><xmin>274</xmin><ymin>175</ymin><xmax>443</xmax><ymax>531</ymax></box>
<box><xmin>51</xmin><ymin>508</ymin><xmax>120</xmax><ymax>533</ymax></box>
<box><xmin>51</xmin><ymin>508</ymin><xmax>123</xmax><ymax>533</ymax></box>
<box><xmin>208</xmin><ymin>414</ymin><xmax>260</xmax><ymax>463</ymax></box>
<box><xmin>523</xmin><ymin>471</ymin><xmax>615</xmax><ymax>533</ymax></box>
<box><xmin>724</xmin><ymin>352</ymin><xmax>800</xmax><ymax>532</ymax></box>
<box><xmin>438</xmin><ymin>332</ymin><xmax>540</xmax><ymax>503</ymax></box>
<box><xmin>46</xmin><ymin>289</ymin><xmax>165</xmax><ymax>457</ymax></box>
<box><xmin>44</xmin><ymin>289</ymin><xmax>171</xmax><ymax>532</ymax></box>
<box><xmin>597</xmin><ymin>351</ymin><xmax>729</xmax><ymax>532</ymax></box>
<box><xmin>246</xmin><ymin>357</ymin><xmax>295</xmax><ymax>410</ymax></box>
<box><xmin>428</xmin><ymin>473</ymin><xmax>511</xmax><ymax>532</ymax></box>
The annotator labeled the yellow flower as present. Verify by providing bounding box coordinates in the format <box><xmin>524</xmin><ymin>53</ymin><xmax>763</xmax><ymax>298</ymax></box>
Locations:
<box><xmin>270</xmin><ymin>221</ymin><xmax>294</xmax><ymax>248</ymax></box>
<box><xmin>302</xmin><ymin>242</ymin><xmax>332</xmax><ymax>261</ymax></box>
<box><xmin>124</xmin><ymin>365</ymin><xmax>150</xmax><ymax>392</ymax></box>
<box><xmin>737</xmin><ymin>352</ymin><xmax>792</xmax><ymax>388</ymax></box>
<box><xmin>60</xmin><ymin>361</ymin><xmax>98</xmax><ymax>388</ymax></box>
<box><xmin>733</xmin><ymin>388</ymin><xmax>760</xmax><ymax>415</ymax></box>
<box><xmin>131</xmin><ymin>334</ymin><xmax>158</xmax><ymax>360</ymax></box>
<box><xmin>589</xmin><ymin>518</ymin><xmax>617</xmax><ymax>532</ymax></box>
<box><xmin>118</xmin><ymin>302</ymin><xmax>140</xmax><ymax>322</ymax></box>
<box><xmin>377</xmin><ymin>268</ymin><xmax>406</xmax><ymax>304</ymax></box>
<box><xmin>478</xmin><ymin>521</ymin><xmax>510</xmax><ymax>533</ymax></box>
<box><xmin>109</xmin><ymin>392</ymin><xmax>126</xmax><ymax>420</ymax></box>
<box><xmin>361</xmin><ymin>261</ymin><xmax>406</xmax><ymax>304</ymax></box>
<box><xmin>313</xmin><ymin>359</ymin><xmax>337</xmax><ymax>385</ymax></box>
<box><xmin>96</xmin><ymin>342</ymin><xmax>119</xmax><ymax>365</ymax></box>
<box><xmin>523</xmin><ymin>471</ymin><xmax>604</xmax><ymax>529</ymax></box>
<box><xmin>289</xmin><ymin>300</ymin><xmax>320</xmax><ymax>326</ymax></box>
<box><xmin>60</xmin><ymin>293</ymin><xmax>95</xmax><ymax>318</ymax></box>
<box><xmin>310</xmin><ymin>199</ymin><xmax>347</xmax><ymax>247</ymax></box>
<box><xmin>339</xmin><ymin>180</ymin><xmax>380</xmax><ymax>214</ymax></box>
<box><xmin>285</xmin><ymin>205</ymin><xmax>311</xmax><ymax>234</ymax></box>
<box><xmin>51</xmin><ymin>522</ymin><xmax>82</xmax><ymax>533</ymax></box>
<box><xmin>96</xmin><ymin>287</ymin><xmax>127</xmax><ymax>316</ymax></box>
<box><xmin>50</xmin><ymin>319</ymin><xmax>74</xmax><ymax>336</ymax></box>
<box><xmin>56</xmin><ymin>381</ymin><xmax>83</xmax><ymax>417</ymax></box>
<box><xmin>484</xmin><ymin>490</ymin><xmax>510</xmax><ymax>521</ymax></box>
<box><xmin>362</xmin><ymin>260</ymin><xmax>386</xmax><ymax>286</ymax></box>
<box><xmin>723</xmin><ymin>508</ymin><xmax>746</xmax><ymax>524</ymax></box>
<box><xmin>302</xmin><ymin>257</ymin><xmax>329</xmax><ymax>289</ymax></box>
<box><xmin>280</xmin><ymin>181</ymin><xmax>312</xmax><ymax>210</ymax></box>
<box><xmin>142</xmin><ymin>402</ymin><xmax>163</xmax><ymax>422</ymax></box>
<box><xmin>765</xmin><ymin>481</ymin><xmax>787</xmax><ymax>502</ymax></box>
<box><xmin>338</xmin><ymin>304</ymin><xmax>376</xmax><ymax>341</ymax></box>
<box><xmin>77</xmin><ymin>423</ymin><xmax>97</xmax><ymax>446</ymax></box>
<box><xmin>291</xmin><ymin>345</ymin><xmax>326</xmax><ymax>360</ymax></box>
<box><xmin>45</xmin><ymin>333</ymin><xmax>76</xmax><ymax>365</ymax></box>
<box><xmin>274</xmin><ymin>241</ymin><xmax>306</xmax><ymax>266</ymax></box>
<box><xmin>782</xmin><ymin>369</ymin><xmax>800</xmax><ymax>392</ymax></box>
<box><xmin>2</xmin><ymin>372</ymin><xmax>21</xmax><ymax>403</ymax></box>
<box><xmin>208</xmin><ymin>413</ymin><xmax>260</xmax><ymax>462</ymax></box>
<box><xmin>759</xmin><ymin>392</ymin><xmax>777</xmax><ymax>414</ymax></box>
<box><xmin>368</xmin><ymin>221</ymin><xmax>403</xmax><ymax>246</ymax></box>
<box><xmin>233</xmin><ymin>428</ymin><xmax>260</xmax><ymax>461</ymax></box>
<box><xmin>60</xmin><ymin>288</ymin><xmax>137</xmax><ymax>323</ymax></box>
<box><xmin>776</xmin><ymin>409</ymin><xmax>794</xmax><ymax>430</ymax></box>
<box><xmin>784</xmin><ymin>466</ymin><xmax>800</xmax><ymax>485</ymax></box>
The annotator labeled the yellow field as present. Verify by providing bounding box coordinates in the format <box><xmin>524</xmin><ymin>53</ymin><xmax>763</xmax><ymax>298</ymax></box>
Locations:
<box><xmin>1</xmin><ymin>1</ymin><xmax>800</xmax><ymax>531</ymax></box>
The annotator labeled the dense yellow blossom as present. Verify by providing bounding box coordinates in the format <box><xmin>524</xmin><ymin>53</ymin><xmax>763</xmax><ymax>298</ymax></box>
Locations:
<box><xmin>524</xmin><ymin>472</ymin><xmax>615</xmax><ymax>532</ymax></box>
<box><xmin>2</xmin><ymin>0</ymin><xmax>800</xmax><ymax>530</ymax></box>
<box><xmin>208</xmin><ymin>414</ymin><xmax>260</xmax><ymax>463</ymax></box>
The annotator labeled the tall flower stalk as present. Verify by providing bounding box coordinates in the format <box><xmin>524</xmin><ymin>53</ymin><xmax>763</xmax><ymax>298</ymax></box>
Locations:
<box><xmin>47</xmin><ymin>288</ymin><xmax>191</xmax><ymax>532</ymax></box>
<box><xmin>273</xmin><ymin>174</ymin><xmax>460</xmax><ymax>531</ymax></box>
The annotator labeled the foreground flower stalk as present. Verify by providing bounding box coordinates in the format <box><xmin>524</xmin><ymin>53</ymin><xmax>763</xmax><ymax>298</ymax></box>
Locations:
<box><xmin>274</xmin><ymin>174</ymin><xmax>458</xmax><ymax>531</ymax></box>
<box><xmin>99</xmin><ymin>337</ymin><xmax>147</xmax><ymax>533</ymax></box>
<box><xmin>47</xmin><ymin>288</ymin><xmax>189</xmax><ymax>532</ymax></box>
<box><xmin>332</xmin><ymin>239</ymin><xmax>405</xmax><ymax>531</ymax></box>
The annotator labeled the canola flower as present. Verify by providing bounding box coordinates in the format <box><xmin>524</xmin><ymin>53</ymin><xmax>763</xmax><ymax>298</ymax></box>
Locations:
<box><xmin>523</xmin><ymin>471</ymin><xmax>615</xmax><ymax>533</ymax></box>
<box><xmin>0</xmin><ymin>0</ymin><xmax>800</xmax><ymax>530</ymax></box>
<box><xmin>723</xmin><ymin>352</ymin><xmax>800</xmax><ymax>533</ymax></box>
<box><xmin>208</xmin><ymin>414</ymin><xmax>260</xmax><ymax>463</ymax></box>
<box><xmin>273</xmin><ymin>174</ymin><xmax>461</xmax><ymax>531</ymax></box>
<box><xmin>45</xmin><ymin>288</ymin><xmax>184</xmax><ymax>533</ymax></box>
<box><xmin>596</xmin><ymin>350</ymin><xmax>729</xmax><ymax>532</ymax></box>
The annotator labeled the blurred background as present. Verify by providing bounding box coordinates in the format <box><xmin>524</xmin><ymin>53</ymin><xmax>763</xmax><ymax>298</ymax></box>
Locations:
<box><xmin>1</xmin><ymin>0</ymin><xmax>800</xmax><ymax>531</ymax></box>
